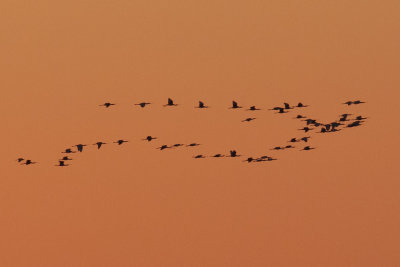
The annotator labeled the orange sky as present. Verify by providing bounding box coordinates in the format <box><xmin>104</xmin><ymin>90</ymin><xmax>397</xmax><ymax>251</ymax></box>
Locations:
<box><xmin>1</xmin><ymin>0</ymin><xmax>400</xmax><ymax>266</ymax></box>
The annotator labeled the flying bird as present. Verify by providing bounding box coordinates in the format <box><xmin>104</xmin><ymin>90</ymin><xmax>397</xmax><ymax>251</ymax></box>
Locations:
<box><xmin>229</xmin><ymin>150</ymin><xmax>240</xmax><ymax>157</ymax></box>
<box><xmin>301</xmin><ymin>146</ymin><xmax>315</xmax><ymax>151</ymax></box>
<box><xmin>187</xmin><ymin>143</ymin><xmax>200</xmax><ymax>147</ymax></box>
<box><xmin>193</xmin><ymin>154</ymin><xmax>205</xmax><ymax>159</ymax></box>
<box><xmin>247</xmin><ymin>106</ymin><xmax>261</xmax><ymax>111</ymax></box>
<box><xmin>74</xmin><ymin>144</ymin><xmax>87</xmax><ymax>152</ymax></box>
<box><xmin>99</xmin><ymin>102</ymin><xmax>115</xmax><ymax>108</ymax></box>
<box><xmin>62</xmin><ymin>148</ymin><xmax>76</xmax><ymax>154</ymax></box>
<box><xmin>299</xmin><ymin>127</ymin><xmax>313</xmax><ymax>133</ymax></box>
<box><xmin>196</xmin><ymin>101</ymin><xmax>208</xmax><ymax>108</ymax></box>
<box><xmin>55</xmin><ymin>161</ymin><xmax>69</xmax><ymax>167</ymax></box>
<box><xmin>229</xmin><ymin>101</ymin><xmax>242</xmax><ymax>109</ymax></box>
<box><xmin>164</xmin><ymin>98</ymin><xmax>178</xmax><ymax>107</ymax></box>
<box><xmin>295</xmin><ymin>102</ymin><xmax>308</xmax><ymax>108</ymax></box>
<box><xmin>242</xmin><ymin>118</ymin><xmax>256</xmax><ymax>122</ymax></box>
<box><xmin>114</xmin><ymin>140</ymin><xmax>128</xmax><ymax>145</ymax></box>
<box><xmin>295</xmin><ymin>115</ymin><xmax>307</xmax><ymax>119</ymax></box>
<box><xmin>17</xmin><ymin>158</ymin><xmax>24</xmax><ymax>163</ymax></box>
<box><xmin>172</xmin><ymin>143</ymin><xmax>184</xmax><ymax>147</ymax></box>
<box><xmin>22</xmin><ymin>159</ymin><xmax>37</xmax><ymax>165</ymax></box>
<box><xmin>93</xmin><ymin>142</ymin><xmax>106</xmax><ymax>149</ymax></box>
<box><xmin>143</xmin><ymin>136</ymin><xmax>157</xmax><ymax>142</ymax></box>
<box><xmin>284</xmin><ymin>103</ymin><xmax>293</xmax><ymax>109</ymax></box>
<box><xmin>60</xmin><ymin>156</ymin><xmax>73</xmax><ymax>161</ymax></box>
<box><xmin>157</xmin><ymin>145</ymin><xmax>170</xmax><ymax>150</ymax></box>
<box><xmin>135</xmin><ymin>102</ymin><xmax>151</xmax><ymax>108</ymax></box>
<box><xmin>212</xmin><ymin>154</ymin><xmax>225</xmax><ymax>158</ymax></box>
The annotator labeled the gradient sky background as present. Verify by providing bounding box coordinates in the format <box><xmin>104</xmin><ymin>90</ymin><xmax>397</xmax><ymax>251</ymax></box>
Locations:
<box><xmin>1</xmin><ymin>0</ymin><xmax>400</xmax><ymax>266</ymax></box>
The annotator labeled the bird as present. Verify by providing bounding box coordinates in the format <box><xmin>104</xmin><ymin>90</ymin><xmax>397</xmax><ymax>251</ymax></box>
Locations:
<box><xmin>135</xmin><ymin>102</ymin><xmax>151</xmax><ymax>108</ymax></box>
<box><xmin>244</xmin><ymin>157</ymin><xmax>254</xmax><ymax>163</ymax></box>
<box><xmin>300</xmin><ymin>136</ymin><xmax>311</xmax><ymax>142</ymax></box>
<box><xmin>143</xmin><ymin>136</ymin><xmax>157</xmax><ymax>142</ymax></box>
<box><xmin>258</xmin><ymin>156</ymin><xmax>277</xmax><ymax>161</ymax></box>
<box><xmin>303</xmin><ymin>119</ymin><xmax>317</xmax><ymax>125</ymax></box>
<box><xmin>172</xmin><ymin>143</ymin><xmax>184</xmax><ymax>148</ymax></box>
<box><xmin>193</xmin><ymin>154</ymin><xmax>205</xmax><ymax>159</ymax></box>
<box><xmin>229</xmin><ymin>101</ymin><xmax>242</xmax><ymax>109</ymax></box>
<box><xmin>22</xmin><ymin>159</ymin><xmax>37</xmax><ymax>165</ymax></box>
<box><xmin>62</xmin><ymin>148</ymin><xmax>76</xmax><ymax>154</ymax></box>
<box><xmin>271</xmin><ymin>146</ymin><xmax>284</xmax><ymax>150</ymax></box>
<box><xmin>295</xmin><ymin>102</ymin><xmax>308</xmax><ymax>108</ymax></box>
<box><xmin>342</xmin><ymin>101</ymin><xmax>353</xmax><ymax>106</ymax></box>
<box><xmin>242</xmin><ymin>118</ymin><xmax>256</xmax><ymax>122</ymax></box>
<box><xmin>212</xmin><ymin>154</ymin><xmax>225</xmax><ymax>158</ymax></box>
<box><xmin>164</xmin><ymin>98</ymin><xmax>178</xmax><ymax>107</ymax></box>
<box><xmin>277</xmin><ymin>107</ymin><xmax>288</xmax><ymax>114</ymax></box>
<box><xmin>347</xmin><ymin>121</ymin><xmax>362</xmax><ymax>128</ymax></box>
<box><xmin>187</xmin><ymin>143</ymin><xmax>200</xmax><ymax>147</ymax></box>
<box><xmin>247</xmin><ymin>106</ymin><xmax>261</xmax><ymax>111</ymax></box>
<box><xmin>74</xmin><ymin>144</ymin><xmax>87</xmax><ymax>152</ymax></box>
<box><xmin>301</xmin><ymin>146</ymin><xmax>315</xmax><ymax>151</ymax></box>
<box><xmin>285</xmin><ymin>145</ymin><xmax>295</xmax><ymax>149</ymax></box>
<box><xmin>288</xmin><ymin>138</ymin><xmax>298</xmax><ymax>143</ymax></box>
<box><xmin>55</xmin><ymin>160</ymin><xmax>69</xmax><ymax>167</ymax></box>
<box><xmin>353</xmin><ymin>100</ymin><xmax>365</xmax><ymax>105</ymax></box>
<box><xmin>229</xmin><ymin>150</ymin><xmax>240</xmax><ymax>157</ymax></box>
<box><xmin>299</xmin><ymin>127</ymin><xmax>313</xmax><ymax>132</ymax></box>
<box><xmin>295</xmin><ymin>115</ymin><xmax>307</xmax><ymax>119</ymax></box>
<box><xmin>157</xmin><ymin>145</ymin><xmax>170</xmax><ymax>150</ymax></box>
<box><xmin>284</xmin><ymin>103</ymin><xmax>293</xmax><ymax>109</ymax></box>
<box><xmin>99</xmin><ymin>102</ymin><xmax>115</xmax><ymax>108</ymax></box>
<box><xmin>354</xmin><ymin>115</ymin><xmax>368</xmax><ymax>121</ymax></box>
<box><xmin>93</xmin><ymin>142</ymin><xmax>106</xmax><ymax>149</ymax></box>
<box><xmin>60</xmin><ymin>156</ymin><xmax>73</xmax><ymax>161</ymax></box>
<box><xmin>114</xmin><ymin>140</ymin><xmax>128</xmax><ymax>145</ymax></box>
<box><xmin>196</xmin><ymin>101</ymin><xmax>208</xmax><ymax>108</ymax></box>
<box><xmin>17</xmin><ymin>157</ymin><xmax>24</xmax><ymax>163</ymax></box>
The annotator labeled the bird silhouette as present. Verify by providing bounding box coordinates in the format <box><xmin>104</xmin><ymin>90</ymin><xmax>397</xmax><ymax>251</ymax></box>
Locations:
<box><xmin>60</xmin><ymin>156</ymin><xmax>73</xmax><ymax>161</ymax></box>
<box><xmin>229</xmin><ymin>101</ymin><xmax>242</xmax><ymax>109</ymax></box>
<box><xmin>135</xmin><ymin>102</ymin><xmax>151</xmax><ymax>108</ymax></box>
<box><xmin>212</xmin><ymin>154</ymin><xmax>225</xmax><ymax>158</ymax></box>
<box><xmin>74</xmin><ymin>144</ymin><xmax>87</xmax><ymax>152</ymax></box>
<box><xmin>93</xmin><ymin>142</ymin><xmax>106</xmax><ymax>149</ymax></box>
<box><xmin>285</xmin><ymin>145</ymin><xmax>295</xmax><ymax>149</ymax></box>
<box><xmin>347</xmin><ymin>121</ymin><xmax>362</xmax><ymax>128</ymax></box>
<box><xmin>271</xmin><ymin>146</ymin><xmax>284</xmax><ymax>150</ymax></box>
<box><xmin>17</xmin><ymin>157</ymin><xmax>24</xmax><ymax>163</ymax></box>
<box><xmin>143</xmin><ymin>136</ymin><xmax>157</xmax><ymax>142</ymax></box>
<box><xmin>100</xmin><ymin>102</ymin><xmax>115</xmax><ymax>108</ymax></box>
<box><xmin>164</xmin><ymin>98</ymin><xmax>178</xmax><ymax>107</ymax></box>
<box><xmin>193</xmin><ymin>154</ymin><xmax>205</xmax><ymax>159</ymax></box>
<box><xmin>247</xmin><ymin>106</ymin><xmax>261</xmax><ymax>111</ymax></box>
<box><xmin>172</xmin><ymin>143</ymin><xmax>184</xmax><ymax>147</ymax></box>
<box><xmin>187</xmin><ymin>143</ymin><xmax>200</xmax><ymax>147</ymax></box>
<box><xmin>114</xmin><ymin>140</ymin><xmax>128</xmax><ymax>145</ymax></box>
<box><xmin>244</xmin><ymin>157</ymin><xmax>254</xmax><ymax>163</ymax></box>
<box><xmin>301</xmin><ymin>146</ymin><xmax>315</xmax><ymax>151</ymax></box>
<box><xmin>284</xmin><ymin>103</ymin><xmax>293</xmax><ymax>109</ymax></box>
<box><xmin>229</xmin><ymin>150</ymin><xmax>240</xmax><ymax>157</ymax></box>
<box><xmin>342</xmin><ymin>101</ymin><xmax>353</xmax><ymax>106</ymax></box>
<box><xmin>353</xmin><ymin>100</ymin><xmax>365</xmax><ymax>105</ymax></box>
<box><xmin>157</xmin><ymin>145</ymin><xmax>170</xmax><ymax>150</ymax></box>
<box><xmin>55</xmin><ymin>160</ymin><xmax>69</xmax><ymax>167</ymax></box>
<box><xmin>354</xmin><ymin>115</ymin><xmax>368</xmax><ymax>121</ymax></box>
<box><xmin>299</xmin><ymin>127</ymin><xmax>313</xmax><ymax>132</ymax></box>
<box><xmin>277</xmin><ymin>107</ymin><xmax>288</xmax><ymax>114</ymax></box>
<box><xmin>295</xmin><ymin>115</ymin><xmax>307</xmax><ymax>119</ymax></box>
<box><xmin>196</xmin><ymin>101</ymin><xmax>208</xmax><ymax>108</ymax></box>
<box><xmin>62</xmin><ymin>148</ymin><xmax>76</xmax><ymax>154</ymax></box>
<box><xmin>295</xmin><ymin>102</ymin><xmax>308</xmax><ymax>108</ymax></box>
<box><xmin>242</xmin><ymin>117</ymin><xmax>256</xmax><ymax>122</ymax></box>
<box><xmin>22</xmin><ymin>159</ymin><xmax>37</xmax><ymax>165</ymax></box>
<box><xmin>300</xmin><ymin>136</ymin><xmax>311</xmax><ymax>142</ymax></box>
<box><xmin>288</xmin><ymin>138</ymin><xmax>298</xmax><ymax>143</ymax></box>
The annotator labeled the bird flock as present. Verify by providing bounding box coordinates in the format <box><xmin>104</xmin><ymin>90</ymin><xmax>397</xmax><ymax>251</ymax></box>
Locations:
<box><xmin>17</xmin><ymin>98</ymin><xmax>368</xmax><ymax>166</ymax></box>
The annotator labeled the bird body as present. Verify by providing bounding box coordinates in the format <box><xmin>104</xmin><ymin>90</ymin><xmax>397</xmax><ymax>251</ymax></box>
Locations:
<box><xmin>100</xmin><ymin>102</ymin><xmax>115</xmax><ymax>108</ymax></box>
<box><xmin>230</xmin><ymin>101</ymin><xmax>242</xmax><ymax>109</ymax></box>
<box><xmin>114</xmin><ymin>140</ymin><xmax>128</xmax><ymax>145</ymax></box>
<box><xmin>164</xmin><ymin>98</ymin><xmax>178</xmax><ymax>106</ymax></box>
<box><xmin>135</xmin><ymin>102</ymin><xmax>151</xmax><ymax>108</ymax></box>
<box><xmin>93</xmin><ymin>142</ymin><xmax>106</xmax><ymax>149</ymax></box>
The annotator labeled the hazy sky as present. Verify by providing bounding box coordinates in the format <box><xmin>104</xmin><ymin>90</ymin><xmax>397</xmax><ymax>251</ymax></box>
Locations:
<box><xmin>1</xmin><ymin>0</ymin><xmax>400</xmax><ymax>266</ymax></box>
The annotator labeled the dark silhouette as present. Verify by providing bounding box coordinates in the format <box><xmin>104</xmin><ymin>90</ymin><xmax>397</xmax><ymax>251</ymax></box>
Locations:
<box><xmin>135</xmin><ymin>102</ymin><xmax>151</xmax><ymax>108</ymax></box>
<box><xmin>272</xmin><ymin>146</ymin><xmax>284</xmax><ymax>150</ymax></box>
<box><xmin>193</xmin><ymin>154</ymin><xmax>205</xmax><ymax>159</ymax></box>
<box><xmin>143</xmin><ymin>136</ymin><xmax>157</xmax><ymax>142</ymax></box>
<box><xmin>93</xmin><ymin>142</ymin><xmax>106</xmax><ymax>149</ymax></box>
<box><xmin>288</xmin><ymin>138</ymin><xmax>298</xmax><ymax>143</ymax></box>
<box><xmin>343</xmin><ymin>101</ymin><xmax>353</xmax><ymax>106</ymax></box>
<box><xmin>300</xmin><ymin>136</ymin><xmax>311</xmax><ymax>142</ymax></box>
<box><xmin>55</xmin><ymin>161</ymin><xmax>69</xmax><ymax>167</ymax></box>
<box><xmin>244</xmin><ymin>157</ymin><xmax>254</xmax><ymax>163</ymax></box>
<box><xmin>299</xmin><ymin>127</ymin><xmax>313</xmax><ymax>133</ymax></box>
<box><xmin>242</xmin><ymin>117</ymin><xmax>256</xmax><ymax>122</ymax></box>
<box><xmin>17</xmin><ymin>158</ymin><xmax>24</xmax><ymax>163</ymax></box>
<box><xmin>229</xmin><ymin>101</ymin><xmax>242</xmax><ymax>109</ymax></box>
<box><xmin>164</xmin><ymin>98</ymin><xmax>178</xmax><ymax>107</ymax></box>
<box><xmin>74</xmin><ymin>144</ymin><xmax>87</xmax><ymax>152</ymax></box>
<box><xmin>22</xmin><ymin>159</ymin><xmax>37</xmax><ymax>165</ymax></box>
<box><xmin>114</xmin><ymin>140</ymin><xmax>128</xmax><ymax>145</ymax></box>
<box><xmin>229</xmin><ymin>150</ymin><xmax>240</xmax><ymax>157</ymax></box>
<box><xmin>196</xmin><ymin>101</ymin><xmax>208</xmax><ymax>108</ymax></box>
<box><xmin>172</xmin><ymin>143</ymin><xmax>184</xmax><ymax>147</ymax></box>
<box><xmin>277</xmin><ymin>107</ymin><xmax>288</xmax><ymax>114</ymax></box>
<box><xmin>296</xmin><ymin>102</ymin><xmax>308</xmax><ymax>108</ymax></box>
<box><xmin>295</xmin><ymin>115</ymin><xmax>307</xmax><ymax>119</ymax></box>
<box><xmin>285</xmin><ymin>145</ymin><xmax>294</xmax><ymax>149</ymax></box>
<box><xmin>354</xmin><ymin>115</ymin><xmax>368</xmax><ymax>121</ymax></box>
<box><xmin>187</xmin><ymin>143</ymin><xmax>200</xmax><ymax>147</ymax></box>
<box><xmin>284</xmin><ymin>103</ymin><xmax>293</xmax><ymax>109</ymax></box>
<box><xmin>353</xmin><ymin>100</ymin><xmax>365</xmax><ymax>105</ymax></box>
<box><xmin>60</xmin><ymin>156</ymin><xmax>73</xmax><ymax>161</ymax></box>
<box><xmin>157</xmin><ymin>145</ymin><xmax>170</xmax><ymax>150</ymax></box>
<box><xmin>247</xmin><ymin>106</ymin><xmax>261</xmax><ymax>111</ymax></box>
<box><xmin>212</xmin><ymin>154</ymin><xmax>225</xmax><ymax>158</ymax></box>
<box><xmin>301</xmin><ymin>146</ymin><xmax>315</xmax><ymax>151</ymax></box>
<box><xmin>100</xmin><ymin>102</ymin><xmax>115</xmax><ymax>108</ymax></box>
<box><xmin>62</xmin><ymin>148</ymin><xmax>76</xmax><ymax>154</ymax></box>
